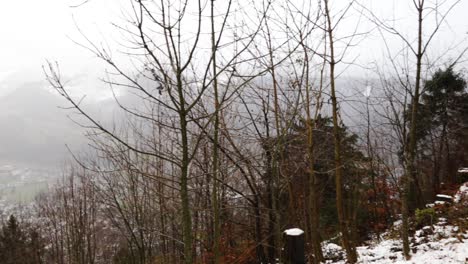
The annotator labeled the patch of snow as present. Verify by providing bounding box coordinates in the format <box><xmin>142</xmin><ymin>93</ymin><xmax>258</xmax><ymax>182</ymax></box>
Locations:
<box><xmin>454</xmin><ymin>182</ymin><xmax>468</xmax><ymax>203</ymax></box>
<box><xmin>284</xmin><ymin>228</ymin><xmax>304</xmax><ymax>236</ymax></box>
<box><xmin>393</xmin><ymin>220</ymin><xmax>402</xmax><ymax>227</ymax></box>
<box><xmin>422</xmin><ymin>226</ymin><xmax>432</xmax><ymax>231</ymax></box>
<box><xmin>325</xmin><ymin>223</ymin><xmax>467</xmax><ymax>263</ymax></box>
<box><xmin>323</xmin><ymin>243</ymin><xmax>345</xmax><ymax>262</ymax></box>
<box><xmin>436</xmin><ymin>194</ymin><xmax>453</xmax><ymax>200</ymax></box>
<box><xmin>324</xmin><ymin>243</ymin><xmax>342</xmax><ymax>252</ymax></box>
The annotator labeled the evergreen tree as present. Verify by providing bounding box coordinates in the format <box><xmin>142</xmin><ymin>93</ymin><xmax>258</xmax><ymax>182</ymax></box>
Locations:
<box><xmin>0</xmin><ymin>215</ymin><xmax>27</xmax><ymax>264</ymax></box>
<box><xmin>0</xmin><ymin>215</ymin><xmax>44</xmax><ymax>264</ymax></box>
<box><xmin>421</xmin><ymin>67</ymin><xmax>467</xmax><ymax>191</ymax></box>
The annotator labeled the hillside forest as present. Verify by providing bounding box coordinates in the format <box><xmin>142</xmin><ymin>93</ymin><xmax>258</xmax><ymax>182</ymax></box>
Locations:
<box><xmin>1</xmin><ymin>0</ymin><xmax>468</xmax><ymax>263</ymax></box>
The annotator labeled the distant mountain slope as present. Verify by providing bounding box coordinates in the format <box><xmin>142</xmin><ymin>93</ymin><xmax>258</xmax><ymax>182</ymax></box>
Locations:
<box><xmin>0</xmin><ymin>82</ymin><xmax>85</xmax><ymax>165</ymax></box>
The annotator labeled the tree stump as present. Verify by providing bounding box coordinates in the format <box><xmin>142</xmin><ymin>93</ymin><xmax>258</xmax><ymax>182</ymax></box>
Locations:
<box><xmin>283</xmin><ymin>228</ymin><xmax>306</xmax><ymax>264</ymax></box>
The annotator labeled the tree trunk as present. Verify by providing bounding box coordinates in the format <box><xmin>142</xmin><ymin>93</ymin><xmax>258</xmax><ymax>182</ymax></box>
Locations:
<box><xmin>177</xmin><ymin>71</ymin><xmax>193</xmax><ymax>264</ymax></box>
<box><xmin>324</xmin><ymin>1</ymin><xmax>357</xmax><ymax>262</ymax></box>
<box><xmin>254</xmin><ymin>200</ymin><xmax>267</xmax><ymax>263</ymax></box>
<box><xmin>211</xmin><ymin>0</ymin><xmax>221</xmax><ymax>262</ymax></box>
<box><xmin>402</xmin><ymin>1</ymin><xmax>424</xmax><ymax>259</ymax></box>
<box><xmin>303</xmin><ymin>40</ymin><xmax>323</xmax><ymax>263</ymax></box>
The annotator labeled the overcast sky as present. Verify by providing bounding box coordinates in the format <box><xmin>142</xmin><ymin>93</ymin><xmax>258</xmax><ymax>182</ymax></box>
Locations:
<box><xmin>1</xmin><ymin>0</ymin><xmax>467</xmax><ymax>80</ymax></box>
<box><xmin>0</xmin><ymin>0</ymin><xmax>467</xmax><ymax>168</ymax></box>
<box><xmin>0</xmin><ymin>0</ymin><xmax>116</xmax><ymax>76</ymax></box>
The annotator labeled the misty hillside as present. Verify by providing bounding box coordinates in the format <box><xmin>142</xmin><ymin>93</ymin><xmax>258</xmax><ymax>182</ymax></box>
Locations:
<box><xmin>0</xmin><ymin>83</ymin><xmax>84</xmax><ymax>165</ymax></box>
<box><xmin>0</xmin><ymin>0</ymin><xmax>468</xmax><ymax>263</ymax></box>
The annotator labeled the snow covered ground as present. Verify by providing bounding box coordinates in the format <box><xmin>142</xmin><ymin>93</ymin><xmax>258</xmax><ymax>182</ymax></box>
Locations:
<box><xmin>324</xmin><ymin>182</ymin><xmax>468</xmax><ymax>263</ymax></box>
<box><xmin>343</xmin><ymin>225</ymin><xmax>467</xmax><ymax>263</ymax></box>
<box><xmin>324</xmin><ymin>222</ymin><xmax>467</xmax><ymax>264</ymax></box>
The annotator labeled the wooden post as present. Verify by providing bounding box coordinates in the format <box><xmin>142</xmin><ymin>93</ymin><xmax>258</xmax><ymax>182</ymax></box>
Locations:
<box><xmin>284</xmin><ymin>228</ymin><xmax>306</xmax><ymax>264</ymax></box>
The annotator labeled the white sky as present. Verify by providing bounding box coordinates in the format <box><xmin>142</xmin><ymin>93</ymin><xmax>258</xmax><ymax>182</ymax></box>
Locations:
<box><xmin>0</xmin><ymin>0</ymin><xmax>121</xmax><ymax>80</ymax></box>
<box><xmin>0</xmin><ymin>0</ymin><xmax>467</xmax><ymax>82</ymax></box>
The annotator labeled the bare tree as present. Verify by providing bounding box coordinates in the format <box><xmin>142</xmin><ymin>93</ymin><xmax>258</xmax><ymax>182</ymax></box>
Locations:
<box><xmin>45</xmin><ymin>0</ymin><xmax>268</xmax><ymax>262</ymax></box>
<box><xmin>361</xmin><ymin>0</ymin><xmax>464</xmax><ymax>258</ymax></box>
